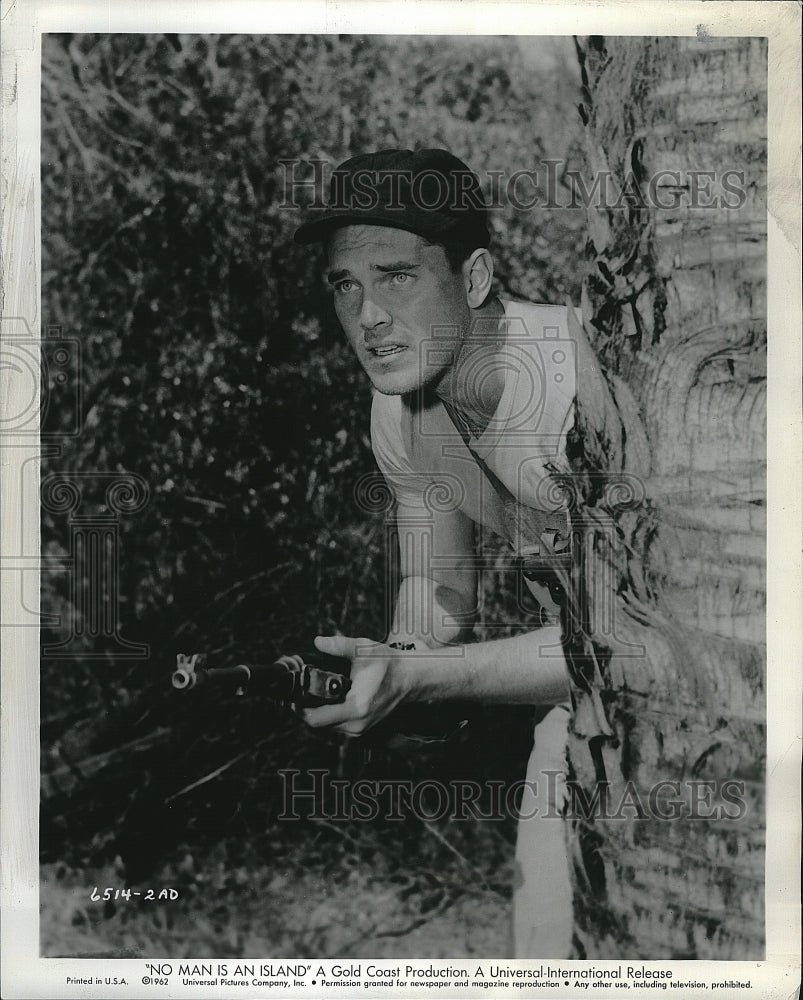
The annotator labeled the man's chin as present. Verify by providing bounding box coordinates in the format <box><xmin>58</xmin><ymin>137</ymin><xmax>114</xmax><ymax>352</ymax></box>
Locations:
<box><xmin>367</xmin><ymin>366</ymin><xmax>445</xmax><ymax>396</ymax></box>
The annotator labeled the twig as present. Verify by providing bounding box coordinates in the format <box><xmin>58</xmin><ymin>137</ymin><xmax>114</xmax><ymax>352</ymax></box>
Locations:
<box><xmin>374</xmin><ymin>893</ymin><xmax>460</xmax><ymax>939</ymax></box>
<box><xmin>164</xmin><ymin>752</ymin><xmax>249</xmax><ymax>803</ymax></box>
<box><xmin>75</xmin><ymin>204</ymin><xmax>161</xmax><ymax>285</ymax></box>
<box><xmin>314</xmin><ymin>819</ymin><xmax>360</xmax><ymax>847</ymax></box>
<box><xmin>210</xmin><ymin>563</ymin><xmax>295</xmax><ymax>604</ymax></box>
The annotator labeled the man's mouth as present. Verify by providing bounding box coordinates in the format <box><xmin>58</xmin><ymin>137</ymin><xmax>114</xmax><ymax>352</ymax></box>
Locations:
<box><xmin>369</xmin><ymin>345</ymin><xmax>406</xmax><ymax>358</ymax></box>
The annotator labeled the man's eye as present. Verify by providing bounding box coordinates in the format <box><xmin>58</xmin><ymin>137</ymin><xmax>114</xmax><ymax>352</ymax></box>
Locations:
<box><xmin>335</xmin><ymin>280</ymin><xmax>357</xmax><ymax>294</ymax></box>
<box><xmin>390</xmin><ymin>273</ymin><xmax>412</xmax><ymax>286</ymax></box>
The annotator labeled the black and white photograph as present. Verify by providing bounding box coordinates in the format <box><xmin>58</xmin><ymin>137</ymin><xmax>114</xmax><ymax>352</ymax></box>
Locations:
<box><xmin>1</xmin><ymin>1</ymin><xmax>800</xmax><ymax>996</ymax></box>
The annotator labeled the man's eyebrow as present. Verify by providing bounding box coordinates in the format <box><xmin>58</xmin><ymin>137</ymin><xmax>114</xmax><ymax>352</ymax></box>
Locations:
<box><xmin>372</xmin><ymin>260</ymin><xmax>421</xmax><ymax>273</ymax></box>
<box><xmin>326</xmin><ymin>261</ymin><xmax>422</xmax><ymax>284</ymax></box>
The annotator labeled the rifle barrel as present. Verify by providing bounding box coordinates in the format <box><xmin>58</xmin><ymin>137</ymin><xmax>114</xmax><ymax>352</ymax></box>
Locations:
<box><xmin>171</xmin><ymin>654</ymin><xmax>350</xmax><ymax>705</ymax></box>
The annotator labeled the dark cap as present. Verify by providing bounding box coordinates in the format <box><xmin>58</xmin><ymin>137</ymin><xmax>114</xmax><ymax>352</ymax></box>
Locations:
<box><xmin>293</xmin><ymin>148</ymin><xmax>490</xmax><ymax>247</ymax></box>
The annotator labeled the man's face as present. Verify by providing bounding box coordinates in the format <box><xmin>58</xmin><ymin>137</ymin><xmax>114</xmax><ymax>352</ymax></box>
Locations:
<box><xmin>326</xmin><ymin>226</ymin><xmax>470</xmax><ymax>395</ymax></box>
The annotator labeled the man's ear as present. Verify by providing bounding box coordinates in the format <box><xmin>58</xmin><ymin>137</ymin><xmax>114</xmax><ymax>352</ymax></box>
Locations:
<box><xmin>462</xmin><ymin>248</ymin><xmax>494</xmax><ymax>308</ymax></box>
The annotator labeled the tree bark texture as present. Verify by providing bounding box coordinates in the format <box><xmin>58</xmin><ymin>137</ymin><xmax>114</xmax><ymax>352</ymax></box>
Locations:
<box><xmin>566</xmin><ymin>36</ymin><xmax>766</xmax><ymax>959</ymax></box>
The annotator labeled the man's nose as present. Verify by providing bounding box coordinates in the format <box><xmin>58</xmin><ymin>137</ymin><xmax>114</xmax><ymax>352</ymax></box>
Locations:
<box><xmin>359</xmin><ymin>298</ymin><xmax>391</xmax><ymax>335</ymax></box>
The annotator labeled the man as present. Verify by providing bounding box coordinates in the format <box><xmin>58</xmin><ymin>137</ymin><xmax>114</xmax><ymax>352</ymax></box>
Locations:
<box><xmin>294</xmin><ymin>148</ymin><xmax>582</xmax><ymax>958</ymax></box>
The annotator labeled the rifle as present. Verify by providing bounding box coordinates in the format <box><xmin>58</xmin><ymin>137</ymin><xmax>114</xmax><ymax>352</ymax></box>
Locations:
<box><xmin>171</xmin><ymin>651</ymin><xmax>351</xmax><ymax>707</ymax></box>
<box><xmin>171</xmin><ymin>650</ymin><xmax>472</xmax><ymax>748</ymax></box>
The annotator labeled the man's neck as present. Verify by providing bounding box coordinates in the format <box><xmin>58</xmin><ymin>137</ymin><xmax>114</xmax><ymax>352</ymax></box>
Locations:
<box><xmin>434</xmin><ymin>296</ymin><xmax>506</xmax><ymax>437</ymax></box>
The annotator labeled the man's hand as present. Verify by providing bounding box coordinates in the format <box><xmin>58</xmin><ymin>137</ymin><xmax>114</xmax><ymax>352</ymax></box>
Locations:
<box><xmin>301</xmin><ymin>634</ymin><xmax>413</xmax><ymax>736</ymax></box>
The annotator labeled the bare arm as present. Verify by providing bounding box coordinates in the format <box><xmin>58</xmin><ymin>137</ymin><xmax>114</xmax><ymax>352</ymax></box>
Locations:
<box><xmin>387</xmin><ymin>499</ymin><xmax>478</xmax><ymax>648</ymax></box>
<box><xmin>394</xmin><ymin>628</ymin><xmax>570</xmax><ymax>707</ymax></box>
<box><xmin>305</xmin><ymin>502</ymin><xmax>570</xmax><ymax>735</ymax></box>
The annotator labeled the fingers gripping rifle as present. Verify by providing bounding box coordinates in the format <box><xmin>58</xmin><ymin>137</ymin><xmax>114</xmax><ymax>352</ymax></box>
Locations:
<box><xmin>171</xmin><ymin>652</ymin><xmax>351</xmax><ymax>707</ymax></box>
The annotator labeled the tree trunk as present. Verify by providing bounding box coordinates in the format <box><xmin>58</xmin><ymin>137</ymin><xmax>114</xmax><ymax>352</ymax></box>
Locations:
<box><xmin>566</xmin><ymin>36</ymin><xmax>766</xmax><ymax>959</ymax></box>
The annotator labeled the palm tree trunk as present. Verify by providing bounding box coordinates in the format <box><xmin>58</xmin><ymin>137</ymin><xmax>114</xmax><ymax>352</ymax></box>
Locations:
<box><xmin>566</xmin><ymin>35</ymin><xmax>767</xmax><ymax>959</ymax></box>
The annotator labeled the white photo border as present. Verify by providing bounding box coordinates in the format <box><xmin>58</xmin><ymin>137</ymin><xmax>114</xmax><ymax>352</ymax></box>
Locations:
<box><xmin>1</xmin><ymin>1</ymin><xmax>800</xmax><ymax>997</ymax></box>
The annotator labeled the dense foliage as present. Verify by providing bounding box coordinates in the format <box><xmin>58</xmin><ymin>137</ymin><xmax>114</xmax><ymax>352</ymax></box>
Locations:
<box><xmin>40</xmin><ymin>33</ymin><xmax>585</xmax><ymax>955</ymax></box>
